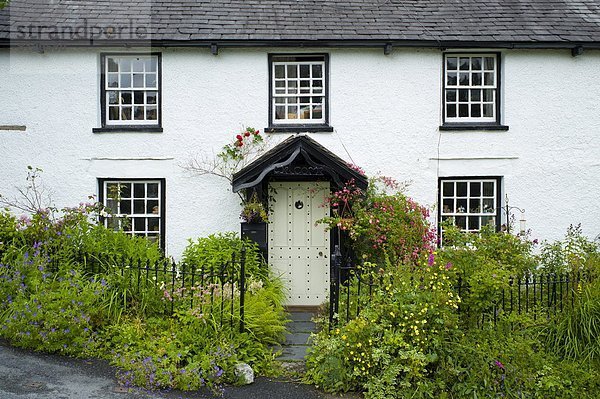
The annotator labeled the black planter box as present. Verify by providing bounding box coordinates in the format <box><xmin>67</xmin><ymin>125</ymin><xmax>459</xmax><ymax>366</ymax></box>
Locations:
<box><xmin>241</xmin><ymin>222</ymin><xmax>268</xmax><ymax>260</ymax></box>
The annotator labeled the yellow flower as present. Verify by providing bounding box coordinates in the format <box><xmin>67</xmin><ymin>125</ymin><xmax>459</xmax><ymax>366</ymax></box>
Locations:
<box><xmin>342</xmin><ymin>334</ymin><xmax>347</xmax><ymax>340</ymax></box>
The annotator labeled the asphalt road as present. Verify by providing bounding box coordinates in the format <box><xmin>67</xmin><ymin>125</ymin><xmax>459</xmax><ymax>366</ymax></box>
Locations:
<box><xmin>0</xmin><ymin>343</ymin><xmax>335</xmax><ymax>399</ymax></box>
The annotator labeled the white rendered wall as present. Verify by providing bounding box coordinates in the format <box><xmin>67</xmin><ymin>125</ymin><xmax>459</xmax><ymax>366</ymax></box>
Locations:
<box><xmin>1</xmin><ymin>46</ymin><xmax>599</xmax><ymax>256</ymax></box>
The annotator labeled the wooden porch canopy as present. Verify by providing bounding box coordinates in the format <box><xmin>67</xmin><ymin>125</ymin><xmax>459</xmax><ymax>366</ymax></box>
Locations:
<box><xmin>231</xmin><ymin>134</ymin><xmax>368</xmax><ymax>193</ymax></box>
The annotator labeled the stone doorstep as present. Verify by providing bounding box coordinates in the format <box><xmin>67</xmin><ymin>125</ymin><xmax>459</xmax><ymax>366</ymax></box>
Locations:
<box><xmin>285</xmin><ymin>332</ymin><xmax>312</xmax><ymax>346</ymax></box>
<box><xmin>287</xmin><ymin>311</ymin><xmax>318</xmax><ymax>322</ymax></box>
<box><xmin>277</xmin><ymin>344</ymin><xmax>310</xmax><ymax>361</ymax></box>
<box><xmin>288</xmin><ymin>321</ymin><xmax>317</xmax><ymax>333</ymax></box>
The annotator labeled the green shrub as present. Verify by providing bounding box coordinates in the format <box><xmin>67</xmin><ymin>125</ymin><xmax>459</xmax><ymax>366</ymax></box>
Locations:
<box><xmin>438</xmin><ymin>224</ymin><xmax>537</xmax><ymax>325</ymax></box>
<box><xmin>182</xmin><ymin>232</ymin><xmax>265</xmax><ymax>279</ymax></box>
<box><xmin>547</xmin><ymin>277</ymin><xmax>600</xmax><ymax>362</ymax></box>
<box><xmin>539</xmin><ymin>224</ymin><xmax>599</xmax><ymax>274</ymax></box>
<box><xmin>319</xmin><ymin>176</ymin><xmax>436</xmax><ymax>266</ymax></box>
<box><xmin>305</xmin><ymin>256</ymin><xmax>460</xmax><ymax>397</ymax></box>
<box><xmin>439</xmin><ymin>322</ymin><xmax>600</xmax><ymax>399</ymax></box>
<box><xmin>0</xmin><ymin>256</ymin><xmax>107</xmax><ymax>356</ymax></box>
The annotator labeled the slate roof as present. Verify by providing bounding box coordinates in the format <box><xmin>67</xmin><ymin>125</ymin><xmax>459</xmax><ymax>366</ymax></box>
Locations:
<box><xmin>1</xmin><ymin>0</ymin><xmax>600</xmax><ymax>47</ymax></box>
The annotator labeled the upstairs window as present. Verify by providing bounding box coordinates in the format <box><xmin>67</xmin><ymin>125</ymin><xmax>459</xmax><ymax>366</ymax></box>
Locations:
<box><xmin>101</xmin><ymin>54</ymin><xmax>160</xmax><ymax>127</ymax></box>
<box><xmin>269</xmin><ymin>54</ymin><xmax>330</xmax><ymax>131</ymax></box>
<box><xmin>443</xmin><ymin>54</ymin><xmax>499</xmax><ymax>124</ymax></box>
<box><xmin>439</xmin><ymin>177</ymin><xmax>501</xmax><ymax>238</ymax></box>
<box><xmin>99</xmin><ymin>179</ymin><xmax>165</xmax><ymax>247</ymax></box>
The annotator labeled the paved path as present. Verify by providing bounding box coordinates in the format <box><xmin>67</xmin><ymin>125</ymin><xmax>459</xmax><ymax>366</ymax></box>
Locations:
<box><xmin>0</xmin><ymin>342</ymin><xmax>341</xmax><ymax>399</ymax></box>
<box><xmin>277</xmin><ymin>311</ymin><xmax>318</xmax><ymax>362</ymax></box>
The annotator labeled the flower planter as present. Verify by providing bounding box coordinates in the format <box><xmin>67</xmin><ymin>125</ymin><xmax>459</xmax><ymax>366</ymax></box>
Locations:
<box><xmin>240</xmin><ymin>222</ymin><xmax>268</xmax><ymax>260</ymax></box>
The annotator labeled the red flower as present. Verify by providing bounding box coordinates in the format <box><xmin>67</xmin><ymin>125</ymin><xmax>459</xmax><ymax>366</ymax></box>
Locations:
<box><xmin>236</xmin><ymin>134</ymin><xmax>243</xmax><ymax>141</ymax></box>
<box><xmin>254</xmin><ymin>130</ymin><xmax>260</xmax><ymax>135</ymax></box>
<box><xmin>244</xmin><ymin>131</ymin><xmax>251</xmax><ymax>137</ymax></box>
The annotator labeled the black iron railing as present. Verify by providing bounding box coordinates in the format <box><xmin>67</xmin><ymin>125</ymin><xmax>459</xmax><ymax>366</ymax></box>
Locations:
<box><xmin>329</xmin><ymin>246</ymin><xmax>593</xmax><ymax>329</ymax></box>
<box><xmin>80</xmin><ymin>249</ymin><xmax>248</xmax><ymax>332</ymax></box>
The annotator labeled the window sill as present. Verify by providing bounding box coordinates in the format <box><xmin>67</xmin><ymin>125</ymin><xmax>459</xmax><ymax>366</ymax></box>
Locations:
<box><xmin>439</xmin><ymin>124</ymin><xmax>509</xmax><ymax>132</ymax></box>
<box><xmin>93</xmin><ymin>126</ymin><xmax>163</xmax><ymax>133</ymax></box>
<box><xmin>265</xmin><ymin>124</ymin><xmax>334</xmax><ymax>134</ymax></box>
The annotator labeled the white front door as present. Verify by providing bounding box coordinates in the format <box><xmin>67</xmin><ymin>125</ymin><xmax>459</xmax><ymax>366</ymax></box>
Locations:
<box><xmin>268</xmin><ymin>181</ymin><xmax>330</xmax><ymax>306</ymax></box>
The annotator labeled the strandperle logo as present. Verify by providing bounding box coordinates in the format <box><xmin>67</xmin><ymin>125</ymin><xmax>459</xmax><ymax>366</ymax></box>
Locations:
<box><xmin>13</xmin><ymin>18</ymin><xmax>151</xmax><ymax>41</ymax></box>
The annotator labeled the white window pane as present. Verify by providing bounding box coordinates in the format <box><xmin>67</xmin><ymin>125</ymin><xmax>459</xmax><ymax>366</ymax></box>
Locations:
<box><xmin>132</xmin><ymin>59</ymin><xmax>144</xmax><ymax>72</ymax></box>
<box><xmin>287</xmin><ymin>65</ymin><xmax>297</xmax><ymax>78</ymax></box>
<box><xmin>442</xmin><ymin>198</ymin><xmax>454</xmax><ymax>213</ymax></box>
<box><xmin>483</xmin><ymin>104</ymin><xmax>494</xmax><ymax>117</ymax></box>
<box><xmin>145</xmin><ymin>58</ymin><xmax>157</xmax><ymax>72</ymax></box>
<box><xmin>108</xmin><ymin>106</ymin><xmax>119</xmax><ymax>120</ymax></box>
<box><xmin>121</xmin><ymin>107</ymin><xmax>132</xmax><ymax>120</ymax></box>
<box><xmin>107</xmin><ymin>73</ymin><xmax>119</xmax><ymax>88</ymax></box>
<box><xmin>145</xmin><ymin>74</ymin><xmax>157</xmax><ymax>88</ymax></box>
<box><xmin>134</xmin><ymin>91</ymin><xmax>144</xmax><ymax>104</ymax></box>
<box><xmin>146</xmin><ymin>107</ymin><xmax>157</xmax><ymax>120</ymax></box>
<box><xmin>447</xmin><ymin>72</ymin><xmax>457</xmax><ymax>86</ymax></box>
<box><xmin>134</xmin><ymin>106</ymin><xmax>145</xmax><ymax>120</ymax></box>
<box><xmin>446</xmin><ymin>57</ymin><xmax>457</xmax><ymax>70</ymax></box>
<box><xmin>120</xmin><ymin>59</ymin><xmax>131</xmax><ymax>72</ymax></box>
<box><xmin>312</xmin><ymin>64</ymin><xmax>322</xmax><ymax>78</ymax></box>
<box><xmin>483</xmin><ymin>182</ymin><xmax>495</xmax><ymax>196</ymax></box>
<box><xmin>108</xmin><ymin>92</ymin><xmax>119</xmax><ymax>104</ymax></box>
<box><xmin>121</xmin><ymin>92</ymin><xmax>132</xmax><ymax>104</ymax></box>
<box><xmin>107</xmin><ymin>58</ymin><xmax>119</xmax><ymax>72</ymax></box>
<box><xmin>146</xmin><ymin>92</ymin><xmax>157</xmax><ymax>105</ymax></box>
<box><xmin>132</xmin><ymin>74</ymin><xmax>144</xmax><ymax>88</ymax></box>
<box><xmin>312</xmin><ymin>105</ymin><xmax>322</xmax><ymax>119</ymax></box>
<box><xmin>446</xmin><ymin>104</ymin><xmax>456</xmax><ymax>118</ymax></box>
<box><xmin>299</xmin><ymin>64</ymin><xmax>310</xmax><ymax>78</ymax></box>
<box><xmin>120</xmin><ymin>74</ymin><xmax>131</xmax><ymax>88</ymax></box>
<box><xmin>274</xmin><ymin>65</ymin><xmax>285</xmax><ymax>78</ymax></box>
<box><xmin>471</xmin><ymin>57</ymin><xmax>482</xmax><ymax>70</ymax></box>
<box><xmin>120</xmin><ymin>200</ymin><xmax>131</xmax><ymax>214</ymax></box>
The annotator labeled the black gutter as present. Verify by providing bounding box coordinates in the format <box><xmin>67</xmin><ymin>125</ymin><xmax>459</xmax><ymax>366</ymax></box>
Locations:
<box><xmin>1</xmin><ymin>38</ymin><xmax>600</xmax><ymax>50</ymax></box>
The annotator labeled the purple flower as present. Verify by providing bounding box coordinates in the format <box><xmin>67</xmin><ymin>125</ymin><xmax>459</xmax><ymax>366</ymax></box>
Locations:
<box><xmin>494</xmin><ymin>360</ymin><xmax>505</xmax><ymax>370</ymax></box>
<box><xmin>428</xmin><ymin>253</ymin><xmax>435</xmax><ymax>267</ymax></box>
<box><xmin>445</xmin><ymin>262</ymin><xmax>453</xmax><ymax>270</ymax></box>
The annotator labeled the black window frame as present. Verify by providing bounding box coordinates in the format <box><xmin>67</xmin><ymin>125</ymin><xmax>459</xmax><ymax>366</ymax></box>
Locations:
<box><xmin>93</xmin><ymin>53</ymin><xmax>163</xmax><ymax>133</ymax></box>
<box><xmin>440</xmin><ymin>52</ymin><xmax>508</xmax><ymax>131</ymax></box>
<box><xmin>266</xmin><ymin>53</ymin><xmax>333</xmax><ymax>133</ymax></box>
<box><xmin>98</xmin><ymin>178</ymin><xmax>166</xmax><ymax>249</ymax></box>
<box><xmin>437</xmin><ymin>176</ymin><xmax>502</xmax><ymax>242</ymax></box>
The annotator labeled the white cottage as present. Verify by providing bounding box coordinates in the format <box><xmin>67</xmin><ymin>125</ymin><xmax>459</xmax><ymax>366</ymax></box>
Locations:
<box><xmin>1</xmin><ymin>0</ymin><xmax>599</xmax><ymax>305</ymax></box>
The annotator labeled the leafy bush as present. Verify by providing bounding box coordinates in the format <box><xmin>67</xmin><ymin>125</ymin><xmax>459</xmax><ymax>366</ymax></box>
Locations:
<box><xmin>182</xmin><ymin>232</ymin><xmax>265</xmax><ymax>279</ymax></box>
<box><xmin>305</xmin><ymin>256</ymin><xmax>460</xmax><ymax>397</ymax></box>
<box><xmin>319</xmin><ymin>176</ymin><xmax>435</xmax><ymax>265</ymax></box>
<box><xmin>438</xmin><ymin>224</ymin><xmax>536</xmax><ymax>324</ymax></box>
<box><xmin>539</xmin><ymin>224</ymin><xmax>600</xmax><ymax>274</ymax></box>
<box><xmin>437</xmin><ymin>321</ymin><xmax>600</xmax><ymax>399</ymax></box>
<box><xmin>0</xmin><ymin>252</ymin><xmax>107</xmax><ymax>356</ymax></box>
